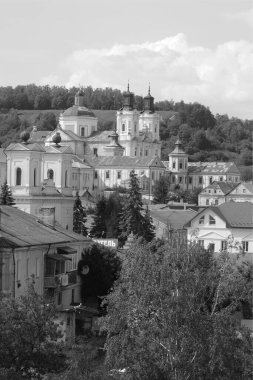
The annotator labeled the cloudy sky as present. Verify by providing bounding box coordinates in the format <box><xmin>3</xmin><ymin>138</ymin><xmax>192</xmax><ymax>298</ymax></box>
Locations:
<box><xmin>0</xmin><ymin>0</ymin><xmax>252</xmax><ymax>119</ymax></box>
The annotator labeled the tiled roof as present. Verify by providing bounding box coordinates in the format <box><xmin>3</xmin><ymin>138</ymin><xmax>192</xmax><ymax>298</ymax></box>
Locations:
<box><xmin>83</xmin><ymin>155</ymin><xmax>165</xmax><ymax>169</ymax></box>
<box><xmin>188</xmin><ymin>162</ymin><xmax>240</xmax><ymax>174</ymax></box>
<box><xmin>149</xmin><ymin>206</ymin><xmax>196</xmax><ymax>229</ymax></box>
<box><xmin>85</xmin><ymin>131</ymin><xmax>112</xmax><ymax>143</ymax></box>
<box><xmin>45</xmin><ymin>145</ymin><xmax>73</xmax><ymax>154</ymax></box>
<box><xmin>218</xmin><ymin>202</ymin><xmax>253</xmax><ymax>228</ymax></box>
<box><xmin>0</xmin><ymin>206</ymin><xmax>91</xmax><ymax>248</ymax></box>
<box><xmin>201</xmin><ymin>181</ymin><xmax>238</xmax><ymax>195</ymax></box>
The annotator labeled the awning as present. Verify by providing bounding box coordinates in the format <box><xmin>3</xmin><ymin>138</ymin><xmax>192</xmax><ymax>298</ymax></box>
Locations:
<box><xmin>46</xmin><ymin>253</ymin><xmax>71</xmax><ymax>261</ymax></box>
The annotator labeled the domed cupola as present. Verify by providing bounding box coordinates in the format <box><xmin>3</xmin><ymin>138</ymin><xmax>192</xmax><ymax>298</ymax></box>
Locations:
<box><xmin>143</xmin><ymin>83</ymin><xmax>154</xmax><ymax>113</ymax></box>
<box><xmin>122</xmin><ymin>82</ymin><xmax>134</xmax><ymax>110</ymax></box>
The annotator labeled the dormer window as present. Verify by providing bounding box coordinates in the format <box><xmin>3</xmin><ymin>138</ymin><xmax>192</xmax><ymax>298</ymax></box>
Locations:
<box><xmin>209</xmin><ymin>215</ymin><xmax>216</xmax><ymax>225</ymax></box>
<box><xmin>199</xmin><ymin>216</ymin><xmax>204</xmax><ymax>225</ymax></box>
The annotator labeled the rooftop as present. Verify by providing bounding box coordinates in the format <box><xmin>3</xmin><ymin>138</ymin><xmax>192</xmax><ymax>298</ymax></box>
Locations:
<box><xmin>0</xmin><ymin>206</ymin><xmax>91</xmax><ymax>248</ymax></box>
<box><xmin>83</xmin><ymin>155</ymin><xmax>165</xmax><ymax>168</ymax></box>
<box><xmin>62</xmin><ymin>105</ymin><xmax>96</xmax><ymax>118</ymax></box>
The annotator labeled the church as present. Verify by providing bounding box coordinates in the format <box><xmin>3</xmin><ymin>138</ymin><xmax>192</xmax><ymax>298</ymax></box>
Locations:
<box><xmin>2</xmin><ymin>86</ymin><xmax>241</xmax><ymax>229</ymax></box>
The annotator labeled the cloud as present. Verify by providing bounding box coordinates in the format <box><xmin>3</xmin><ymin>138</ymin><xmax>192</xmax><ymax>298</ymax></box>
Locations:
<box><xmin>43</xmin><ymin>33</ymin><xmax>253</xmax><ymax>119</ymax></box>
<box><xmin>226</xmin><ymin>7</ymin><xmax>253</xmax><ymax>28</ymax></box>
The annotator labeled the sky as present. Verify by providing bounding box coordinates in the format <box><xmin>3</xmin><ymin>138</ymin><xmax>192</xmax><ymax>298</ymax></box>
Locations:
<box><xmin>0</xmin><ymin>0</ymin><xmax>252</xmax><ymax>119</ymax></box>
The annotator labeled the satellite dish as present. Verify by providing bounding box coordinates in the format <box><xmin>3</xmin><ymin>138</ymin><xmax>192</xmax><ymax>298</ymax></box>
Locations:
<box><xmin>81</xmin><ymin>265</ymin><xmax>89</xmax><ymax>275</ymax></box>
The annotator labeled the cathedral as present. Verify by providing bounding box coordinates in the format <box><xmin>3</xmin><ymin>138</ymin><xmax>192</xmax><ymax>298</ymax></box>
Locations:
<box><xmin>1</xmin><ymin>86</ymin><xmax>241</xmax><ymax>230</ymax></box>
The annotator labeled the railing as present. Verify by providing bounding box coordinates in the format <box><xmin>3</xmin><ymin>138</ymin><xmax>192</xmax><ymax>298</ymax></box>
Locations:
<box><xmin>44</xmin><ymin>271</ymin><xmax>77</xmax><ymax>288</ymax></box>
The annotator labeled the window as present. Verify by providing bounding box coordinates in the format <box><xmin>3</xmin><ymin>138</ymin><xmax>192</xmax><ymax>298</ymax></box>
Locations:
<box><xmin>219</xmin><ymin>177</ymin><xmax>223</xmax><ymax>181</ymax></box>
<box><xmin>189</xmin><ymin>177</ymin><xmax>192</xmax><ymax>185</ymax></box>
<box><xmin>93</xmin><ymin>148</ymin><xmax>98</xmax><ymax>156</ymax></box>
<box><xmin>36</xmin><ymin>258</ymin><xmax>40</xmax><ymax>278</ymax></box>
<box><xmin>145</xmin><ymin>150</ymin><xmax>148</xmax><ymax>156</ymax></box>
<box><xmin>199</xmin><ymin>176</ymin><xmax>203</xmax><ymax>184</ymax></box>
<box><xmin>106</xmin><ymin>171</ymin><xmax>110</xmax><ymax>179</ymax></box>
<box><xmin>47</xmin><ymin>169</ymin><xmax>54</xmax><ymax>180</ymax></box>
<box><xmin>199</xmin><ymin>216</ymin><xmax>205</xmax><ymax>225</ymax></box>
<box><xmin>243</xmin><ymin>189</ymin><xmax>246</xmax><ymax>193</ymax></box>
<box><xmin>94</xmin><ymin>171</ymin><xmax>98</xmax><ymax>179</ymax></box>
<box><xmin>71</xmin><ymin>289</ymin><xmax>75</xmax><ymax>304</ymax></box>
<box><xmin>179</xmin><ymin>176</ymin><xmax>182</xmax><ymax>183</ymax></box>
<box><xmin>228</xmin><ymin>176</ymin><xmax>232</xmax><ymax>181</ymax></box>
<box><xmin>152</xmin><ymin>172</ymin><xmax>155</xmax><ymax>180</ymax></box>
<box><xmin>179</xmin><ymin>162</ymin><xmax>183</xmax><ymax>169</ymax></box>
<box><xmin>34</xmin><ymin>168</ymin><xmax>37</xmax><ymax>187</ymax></box>
<box><xmin>117</xmin><ymin>171</ymin><xmax>121</xmax><ymax>179</ymax></box>
<box><xmin>209</xmin><ymin>176</ymin><xmax>213</xmax><ymax>185</ymax></box>
<box><xmin>122</xmin><ymin>123</ymin><xmax>126</xmax><ymax>132</ymax></box>
<box><xmin>221</xmin><ymin>241</ymin><xmax>227</xmax><ymax>251</ymax></box>
<box><xmin>172</xmin><ymin>175</ymin><xmax>175</xmax><ymax>183</ymax></box>
<box><xmin>134</xmin><ymin>123</ymin><xmax>137</xmax><ymax>133</ymax></box>
<box><xmin>208</xmin><ymin>190</ymin><xmax>211</xmax><ymax>193</ymax></box>
<box><xmin>209</xmin><ymin>215</ymin><xmax>216</xmax><ymax>225</ymax></box>
<box><xmin>173</xmin><ymin>161</ymin><xmax>176</xmax><ymax>169</ymax></box>
<box><xmin>65</xmin><ymin>170</ymin><xmax>68</xmax><ymax>187</ymax></box>
<box><xmin>16</xmin><ymin>167</ymin><xmax>22</xmax><ymax>186</ymax></box>
<box><xmin>208</xmin><ymin>243</ymin><xmax>215</xmax><ymax>253</ymax></box>
<box><xmin>242</xmin><ymin>241</ymin><xmax>249</xmax><ymax>252</ymax></box>
<box><xmin>235</xmin><ymin>177</ymin><xmax>238</xmax><ymax>182</ymax></box>
<box><xmin>214</xmin><ymin>199</ymin><xmax>218</xmax><ymax>206</ymax></box>
<box><xmin>214</xmin><ymin>190</ymin><xmax>216</xmax><ymax>194</ymax></box>
<box><xmin>81</xmin><ymin>127</ymin><xmax>85</xmax><ymax>137</ymax></box>
<box><xmin>206</xmin><ymin>199</ymin><xmax>209</xmax><ymax>205</ymax></box>
<box><xmin>58</xmin><ymin>291</ymin><xmax>62</xmax><ymax>306</ymax></box>
<box><xmin>134</xmin><ymin>148</ymin><xmax>137</xmax><ymax>156</ymax></box>
<box><xmin>198</xmin><ymin>240</ymin><xmax>204</xmax><ymax>247</ymax></box>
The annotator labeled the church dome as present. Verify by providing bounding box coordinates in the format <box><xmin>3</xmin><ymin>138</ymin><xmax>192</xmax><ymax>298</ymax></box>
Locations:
<box><xmin>62</xmin><ymin>105</ymin><xmax>96</xmax><ymax>118</ymax></box>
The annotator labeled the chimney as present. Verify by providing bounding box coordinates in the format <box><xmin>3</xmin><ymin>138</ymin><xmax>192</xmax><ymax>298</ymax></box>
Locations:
<box><xmin>38</xmin><ymin>207</ymin><xmax>55</xmax><ymax>228</ymax></box>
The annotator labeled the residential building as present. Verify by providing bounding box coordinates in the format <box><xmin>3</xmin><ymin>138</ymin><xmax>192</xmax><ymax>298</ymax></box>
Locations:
<box><xmin>198</xmin><ymin>181</ymin><xmax>238</xmax><ymax>206</ymax></box>
<box><xmin>185</xmin><ymin>202</ymin><xmax>253</xmax><ymax>260</ymax></box>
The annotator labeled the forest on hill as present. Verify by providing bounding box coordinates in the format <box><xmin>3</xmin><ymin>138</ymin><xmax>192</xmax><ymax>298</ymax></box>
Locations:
<box><xmin>0</xmin><ymin>84</ymin><xmax>252</xmax><ymax>180</ymax></box>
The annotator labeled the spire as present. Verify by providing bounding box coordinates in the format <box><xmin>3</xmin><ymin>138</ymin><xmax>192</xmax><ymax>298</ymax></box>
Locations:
<box><xmin>148</xmin><ymin>82</ymin><xmax>151</xmax><ymax>96</ymax></box>
<box><xmin>75</xmin><ymin>88</ymin><xmax>84</xmax><ymax>107</ymax></box>
<box><xmin>143</xmin><ymin>83</ymin><xmax>154</xmax><ymax>112</ymax></box>
<box><xmin>122</xmin><ymin>81</ymin><xmax>134</xmax><ymax>110</ymax></box>
<box><xmin>127</xmin><ymin>80</ymin><xmax>130</xmax><ymax>93</ymax></box>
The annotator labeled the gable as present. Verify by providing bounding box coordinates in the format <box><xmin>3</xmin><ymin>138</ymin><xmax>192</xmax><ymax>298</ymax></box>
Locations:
<box><xmin>199</xmin><ymin>231</ymin><xmax>228</xmax><ymax>240</ymax></box>
<box><xmin>229</xmin><ymin>183</ymin><xmax>253</xmax><ymax>196</ymax></box>
<box><xmin>149</xmin><ymin>156</ymin><xmax>165</xmax><ymax>168</ymax></box>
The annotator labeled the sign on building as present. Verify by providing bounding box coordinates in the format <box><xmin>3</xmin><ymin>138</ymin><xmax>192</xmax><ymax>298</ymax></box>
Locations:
<box><xmin>92</xmin><ymin>239</ymin><xmax>118</xmax><ymax>248</ymax></box>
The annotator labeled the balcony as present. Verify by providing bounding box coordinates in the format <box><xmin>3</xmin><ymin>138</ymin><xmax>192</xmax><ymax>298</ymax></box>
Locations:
<box><xmin>44</xmin><ymin>271</ymin><xmax>77</xmax><ymax>288</ymax></box>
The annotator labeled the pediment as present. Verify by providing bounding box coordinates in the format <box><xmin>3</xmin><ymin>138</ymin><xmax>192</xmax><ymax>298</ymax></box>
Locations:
<box><xmin>199</xmin><ymin>231</ymin><xmax>227</xmax><ymax>240</ymax></box>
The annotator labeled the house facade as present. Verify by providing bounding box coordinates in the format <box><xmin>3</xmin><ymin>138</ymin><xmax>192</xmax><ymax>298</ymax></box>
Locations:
<box><xmin>185</xmin><ymin>202</ymin><xmax>253</xmax><ymax>260</ymax></box>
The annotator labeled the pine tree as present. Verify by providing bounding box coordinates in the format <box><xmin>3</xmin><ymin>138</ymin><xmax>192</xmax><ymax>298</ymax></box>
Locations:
<box><xmin>142</xmin><ymin>205</ymin><xmax>156</xmax><ymax>242</ymax></box>
<box><xmin>73</xmin><ymin>192</ymin><xmax>88</xmax><ymax>236</ymax></box>
<box><xmin>119</xmin><ymin>170</ymin><xmax>155</xmax><ymax>243</ymax></box>
<box><xmin>89</xmin><ymin>196</ymin><xmax>107</xmax><ymax>238</ymax></box>
<box><xmin>0</xmin><ymin>181</ymin><xmax>15</xmax><ymax>206</ymax></box>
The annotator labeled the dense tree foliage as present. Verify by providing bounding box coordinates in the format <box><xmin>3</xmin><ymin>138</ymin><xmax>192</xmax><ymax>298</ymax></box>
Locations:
<box><xmin>153</xmin><ymin>175</ymin><xmax>170</xmax><ymax>204</ymax></box>
<box><xmin>0</xmin><ymin>181</ymin><xmax>15</xmax><ymax>205</ymax></box>
<box><xmin>0</xmin><ymin>286</ymin><xmax>65</xmax><ymax>378</ymax></box>
<box><xmin>77</xmin><ymin>244</ymin><xmax>121</xmax><ymax>300</ymax></box>
<box><xmin>89</xmin><ymin>196</ymin><xmax>107</xmax><ymax>238</ymax></box>
<box><xmin>101</xmin><ymin>239</ymin><xmax>253</xmax><ymax>380</ymax></box>
<box><xmin>73</xmin><ymin>192</ymin><xmax>88</xmax><ymax>236</ymax></box>
<box><xmin>118</xmin><ymin>170</ymin><xmax>155</xmax><ymax>244</ymax></box>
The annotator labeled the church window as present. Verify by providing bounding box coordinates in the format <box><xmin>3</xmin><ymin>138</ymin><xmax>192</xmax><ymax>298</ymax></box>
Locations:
<box><xmin>80</xmin><ymin>127</ymin><xmax>85</xmax><ymax>137</ymax></box>
<box><xmin>65</xmin><ymin>171</ymin><xmax>68</xmax><ymax>187</ymax></box>
<box><xmin>209</xmin><ymin>215</ymin><xmax>216</xmax><ymax>225</ymax></box>
<box><xmin>34</xmin><ymin>168</ymin><xmax>37</xmax><ymax>187</ymax></box>
<box><xmin>47</xmin><ymin>169</ymin><xmax>54</xmax><ymax>180</ymax></box>
<box><xmin>16</xmin><ymin>167</ymin><xmax>22</xmax><ymax>186</ymax></box>
<box><xmin>106</xmin><ymin>171</ymin><xmax>110</xmax><ymax>179</ymax></box>
<box><xmin>172</xmin><ymin>161</ymin><xmax>176</xmax><ymax>169</ymax></box>
<box><xmin>117</xmin><ymin>171</ymin><xmax>121</xmax><ymax>179</ymax></box>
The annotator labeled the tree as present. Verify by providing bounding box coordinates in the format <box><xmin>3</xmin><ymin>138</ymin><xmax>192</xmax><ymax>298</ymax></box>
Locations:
<box><xmin>89</xmin><ymin>196</ymin><xmax>107</xmax><ymax>238</ymax></box>
<box><xmin>101</xmin><ymin>240</ymin><xmax>253</xmax><ymax>379</ymax></box>
<box><xmin>153</xmin><ymin>175</ymin><xmax>170</xmax><ymax>204</ymax></box>
<box><xmin>73</xmin><ymin>192</ymin><xmax>88</xmax><ymax>236</ymax></box>
<box><xmin>142</xmin><ymin>206</ymin><xmax>156</xmax><ymax>242</ymax></box>
<box><xmin>0</xmin><ymin>181</ymin><xmax>15</xmax><ymax>205</ymax></box>
<box><xmin>0</xmin><ymin>285</ymin><xmax>65</xmax><ymax>378</ymax></box>
<box><xmin>77</xmin><ymin>244</ymin><xmax>121</xmax><ymax>301</ymax></box>
<box><xmin>118</xmin><ymin>170</ymin><xmax>154</xmax><ymax>243</ymax></box>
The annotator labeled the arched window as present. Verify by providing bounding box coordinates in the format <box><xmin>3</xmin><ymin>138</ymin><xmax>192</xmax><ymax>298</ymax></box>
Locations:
<box><xmin>16</xmin><ymin>167</ymin><xmax>22</xmax><ymax>186</ymax></box>
<box><xmin>47</xmin><ymin>169</ymin><xmax>54</xmax><ymax>180</ymax></box>
<box><xmin>65</xmin><ymin>170</ymin><xmax>68</xmax><ymax>187</ymax></box>
<box><xmin>34</xmin><ymin>168</ymin><xmax>37</xmax><ymax>187</ymax></box>
<box><xmin>80</xmin><ymin>127</ymin><xmax>85</xmax><ymax>137</ymax></box>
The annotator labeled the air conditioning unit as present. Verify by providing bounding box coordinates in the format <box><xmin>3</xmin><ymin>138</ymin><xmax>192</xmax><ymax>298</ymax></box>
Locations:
<box><xmin>61</xmin><ymin>274</ymin><xmax>68</xmax><ymax>287</ymax></box>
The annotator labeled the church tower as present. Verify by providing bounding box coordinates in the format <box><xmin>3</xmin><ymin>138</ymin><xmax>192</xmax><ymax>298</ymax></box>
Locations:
<box><xmin>117</xmin><ymin>83</ymin><xmax>139</xmax><ymax>156</ymax></box>
<box><xmin>168</xmin><ymin>139</ymin><xmax>188</xmax><ymax>190</ymax></box>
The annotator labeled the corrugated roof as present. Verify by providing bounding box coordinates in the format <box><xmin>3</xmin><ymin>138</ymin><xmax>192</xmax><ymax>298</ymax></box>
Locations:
<box><xmin>149</xmin><ymin>206</ymin><xmax>196</xmax><ymax>229</ymax></box>
<box><xmin>0</xmin><ymin>206</ymin><xmax>91</xmax><ymax>248</ymax></box>
<box><xmin>188</xmin><ymin>162</ymin><xmax>240</xmax><ymax>174</ymax></box>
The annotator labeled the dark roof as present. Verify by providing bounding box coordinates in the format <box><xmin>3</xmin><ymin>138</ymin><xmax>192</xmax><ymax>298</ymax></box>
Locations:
<box><xmin>29</xmin><ymin>130</ymin><xmax>51</xmax><ymax>143</ymax></box>
<box><xmin>149</xmin><ymin>206</ymin><xmax>196</xmax><ymax>230</ymax></box>
<box><xmin>188</xmin><ymin>162</ymin><xmax>240</xmax><ymax>175</ymax></box>
<box><xmin>0</xmin><ymin>206</ymin><xmax>91</xmax><ymax>248</ymax></box>
<box><xmin>62</xmin><ymin>105</ymin><xmax>96</xmax><ymax>118</ymax></box>
<box><xmin>201</xmin><ymin>181</ymin><xmax>238</xmax><ymax>195</ymax></box>
<box><xmin>186</xmin><ymin>201</ymin><xmax>253</xmax><ymax>228</ymax></box>
<box><xmin>5</xmin><ymin>142</ymin><xmax>45</xmax><ymax>152</ymax></box>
